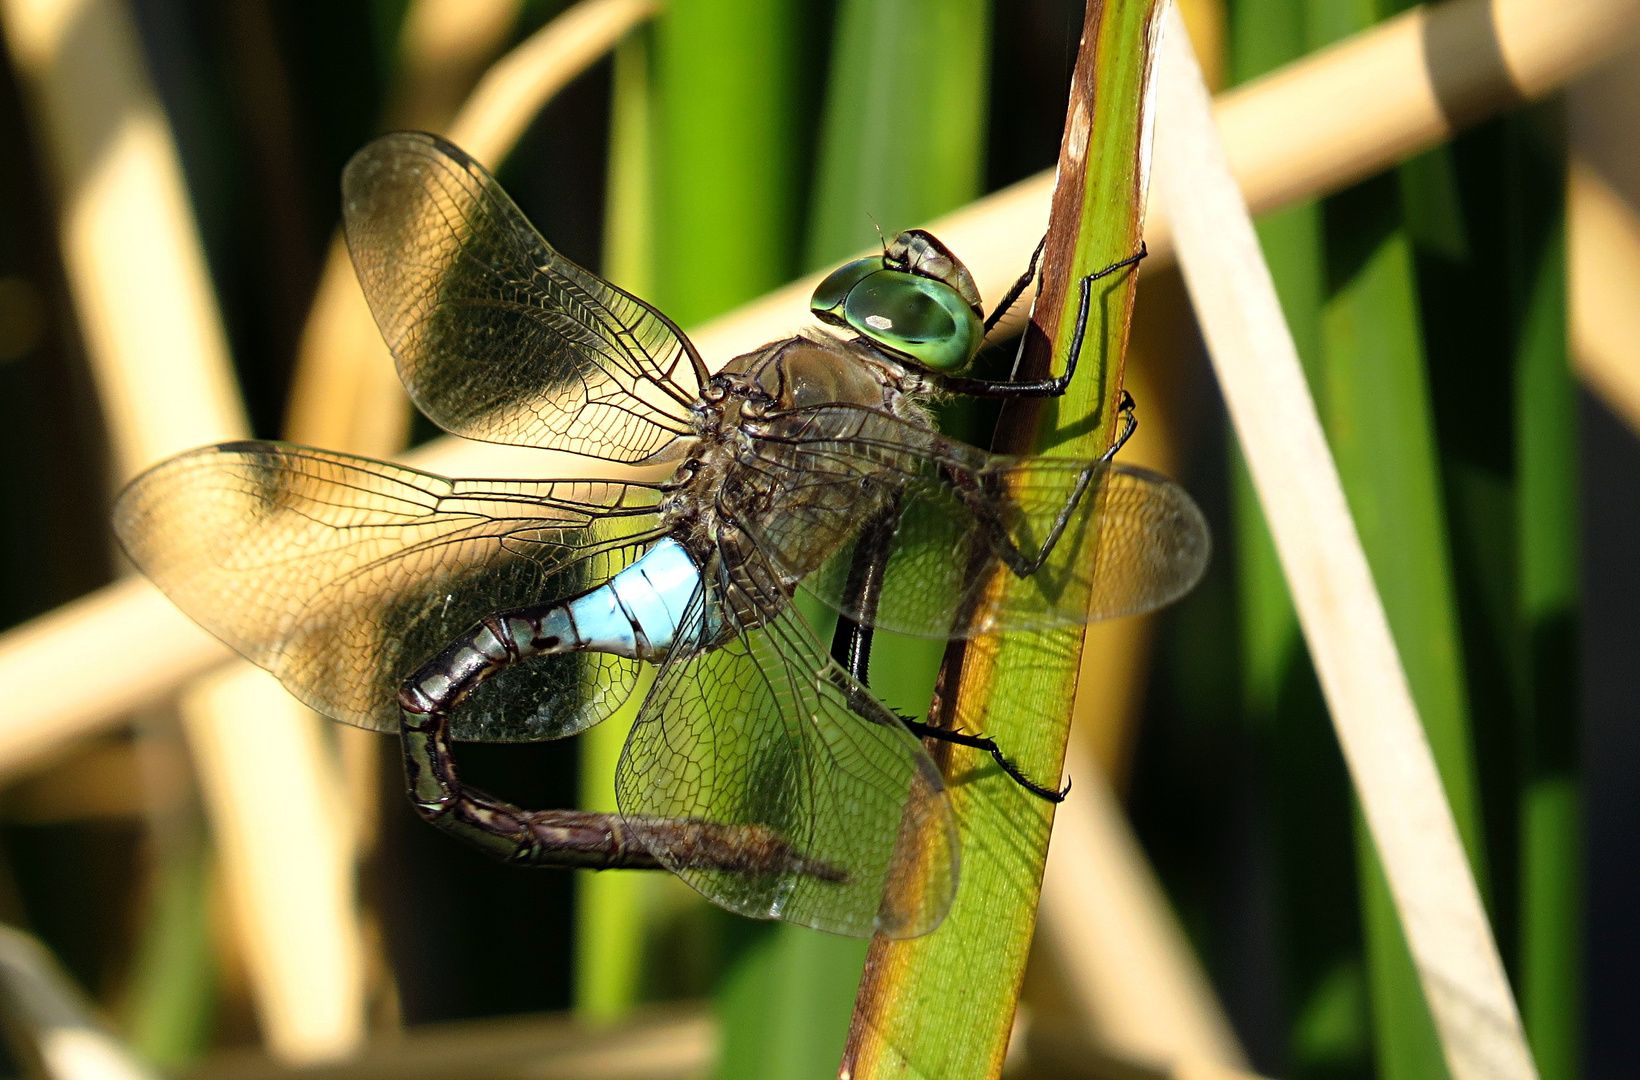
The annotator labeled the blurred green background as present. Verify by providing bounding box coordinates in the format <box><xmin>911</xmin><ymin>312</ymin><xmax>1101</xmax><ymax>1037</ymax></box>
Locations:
<box><xmin>0</xmin><ymin>1</ymin><xmax>1629</xmax><ymax>1079</ymax></box>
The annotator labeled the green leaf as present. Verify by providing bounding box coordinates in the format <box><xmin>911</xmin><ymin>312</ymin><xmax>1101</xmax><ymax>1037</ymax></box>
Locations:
<box><xmin>840</xmin><ymin>4</ymin><xmax>1162</xmax><ymax>1076</ymax></box>
<box><xmin>805</xmin><ymin>0</ymin><xmax>992</xmax><ymax>271</ymax></box>
<box><xmin>1508</xmin><ymin>109</ymin><xmax>1578</xmax><ymax>1080</ymax></box>
<box><xmin>694</xmin><ymin>3</ymin><xmax>997</xmax><ymax>1075</ymax></box>
<box><xmin>119</xmin><ymin>813</ymin><xmax>216</xmax><ymax>1069</ymax></box>
<box><xmin>651</xmin><ymin>0</ymin><xmax>806</xmax><ymax>327</ymax></box>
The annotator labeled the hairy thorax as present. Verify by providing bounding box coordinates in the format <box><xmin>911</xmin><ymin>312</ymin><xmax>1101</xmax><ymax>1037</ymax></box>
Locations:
<box><xmin>659</xmin><ymin>333</ymin><xmax>935</xmax><ymax>594</ymax></box>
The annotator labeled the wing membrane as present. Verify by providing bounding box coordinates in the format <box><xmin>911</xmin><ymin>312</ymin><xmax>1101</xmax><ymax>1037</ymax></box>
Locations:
<box><xmin>342</xmin><ymin>131</ymin><xmax>702</xmax><ymax>463</ymax></box>
<box><xmin>746</xmin><ymin>405</ymin><xmax>1211</xmax><ymax>637</ymax></box>
<box><xmin>114</xmin><ymin>442</ymin><xmax>666</xmax><ymax>740</ymax></box>
<box><xmin>616</xmin><ymin>555</ymin><xmax>958</xmax><ymax>939</ymax></box>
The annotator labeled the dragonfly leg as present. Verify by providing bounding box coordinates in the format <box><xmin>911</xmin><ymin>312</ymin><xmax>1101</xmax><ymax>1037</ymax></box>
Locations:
<box><xmin>397</xmin><ymin>603</ymin><xmax>843</xmax><ymax>879</ymax></box>
<box><xmin>828</xmin><ymin>496</ymin><xmax>902</xmax><ymax>688</ymax></box>
<box><xmin>900</xmin><ymin>719</ymin><xmax>1070</xmax><ymax>802</ymax></box>
<box><xmin>1100</xmin><ymin>390</ymin><xmax>1138</xmax><ymax>463</ymax></box>
<box><xmin>827</xmin><ymin>497</ymin><xmax>1068</xmax><ymax>802</ymax></box>
<box><xmin>955</xmin><ymin>389</ymin><xmax>1136</xmax><ymax>575</ymax></box>
<box><xmin>938</xmin><ymin>243</ymin><xmax>1147</xmax><ymax>399</ymax></box>
<box><xmin>943</xmin><ymin>459</ymin><xmax>1100</xmax><ymax>582</ymax></box>
<box><xmin>981</xmin><ymin>235</ymin><xmax>1048</xmax><ymax>335</ymax></box>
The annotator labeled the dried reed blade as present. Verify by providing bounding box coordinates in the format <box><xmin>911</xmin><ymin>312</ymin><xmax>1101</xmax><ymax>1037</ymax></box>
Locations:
<box><xmin>0</xmin><ymin>0</ymin><xmax>245</xmax><ymax>476</ymax></box>
<box><xmin>1153</xmin><ymin>8</ymin><xmax>1536</xmax><ymax>1078</ymax></box>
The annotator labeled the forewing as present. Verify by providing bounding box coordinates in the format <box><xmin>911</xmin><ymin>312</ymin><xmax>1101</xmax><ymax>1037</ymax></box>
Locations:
<box><xmin>342</xmin><ymin>131</ymin><xmax>702</xmax><ymax>463</ymax></box>
<box><xmin>748</xmin><ymin>405</ymin><xmax>1210</xmax><ymax>637</ymax></box>
<box><xmin>615</xmin><ymin>558</ymin><xmax>958</xmax><ymax>939</ymax></box>
<box><xmin>114</xmin><ymin>442</ymin><xmax>666</xmax><ymax>741</ymax></box>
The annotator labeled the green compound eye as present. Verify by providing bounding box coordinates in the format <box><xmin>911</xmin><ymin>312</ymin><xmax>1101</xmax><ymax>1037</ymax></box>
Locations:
<box><xmin>839</xmin><ymin>269</ymin><xmax>983</xmax><ymax>372</ymax></box>
<box><xmin>810</xmin><ymin>257</ymin><xmax>885</xmax><ymax>320</ymax></box>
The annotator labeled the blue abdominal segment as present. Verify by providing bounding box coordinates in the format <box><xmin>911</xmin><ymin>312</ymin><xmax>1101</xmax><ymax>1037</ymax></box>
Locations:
<box><xmin>565</xmin><ymin>537</ymin><xmax>701</xmax><ymax>661</ymax></box>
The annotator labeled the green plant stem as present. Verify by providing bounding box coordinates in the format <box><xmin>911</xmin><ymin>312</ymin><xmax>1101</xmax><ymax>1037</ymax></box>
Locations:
<box><xmin>1228</xmin><ymin>2</ymin><xmax>1507</xmax><ymax>1077</ymax></box>
<box><xmin>598</xmin><ymin>1</ymin><xmax>831</xmax><ymax>1070</ymax></box>
<box><xmin>805</xmin><ymin>0</ymin><xmax>991</xmax><ymax>270</ymax></box>
<box><xmin>651</xmin><ymin>0</ymin><xmax>804</xmax><ymax>327</ymax></box>
<box><xmin>576</xmin><ymin>673</ymin><xmax>653</xmax><ymax>1021</ymax></box>
<box><xmin>1323</xmin><ymin>181</ymin><xmax>1479</xmax><ymax>1080</ymax></box>
<box><xmin>120</xmin><ymin>812</ymin><xmax>216</xmax><ymax>1069</ymax></box>
<box><xmin>802</xmin><ymin>0</ymin><xmax>995</xmax><ymax>728</ymax></box>
<box><xmin>1509</xmin><ymin>111</ymin><xmax>1578</xmax><ymax>1080</ymax></box>
<box><xmin>700</xmin><ymin>4</ymin><xmax>996</xmax><ymax>1076</ymax></box>
<box><xmin>838</xmin><ymin>3</ymin><xmax>1159</xmax><ymax>1076</ymax></box>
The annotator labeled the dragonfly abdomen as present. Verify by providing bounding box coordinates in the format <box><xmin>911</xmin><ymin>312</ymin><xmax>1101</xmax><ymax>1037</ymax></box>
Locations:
<box><xmin>566</xmin><ymin>537</ymin><xmax>699</xmax><ymax>661</ymax></box>
<box><xmin>401</xmin><ymin>537</ymin><xmax>701</xmax><ymax>728</ymax></box>
<box><xmin>479</xmin><ymin>536</ymin><xmax>701</xmax><ymax>667</ymax></box>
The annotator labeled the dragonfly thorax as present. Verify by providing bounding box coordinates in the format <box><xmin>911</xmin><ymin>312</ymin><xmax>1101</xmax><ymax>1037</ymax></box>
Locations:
<box><xmin>713</xmin><ymin>334</ymin><xmax>914</xmax><ymax>415</ymax></box>
<box><xmin>662</xmin><ymin>334</ymin><xmax>934</xmax><ymax>592</ymax></box>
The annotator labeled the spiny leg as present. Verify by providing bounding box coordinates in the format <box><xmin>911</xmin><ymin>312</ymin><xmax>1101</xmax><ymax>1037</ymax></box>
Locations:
<box><xmin>846</xmin><ymin>244</ymin><xmax>1148</xmax><ymax>803</ymax></box>
<box><xmin>399</xmin><ymin>602</ymin><xmax>839</xmax><ymax>879</ymax></box>
<box><xmin>940</xmin><ymin>389</ymin><xmax>1138</xmax><ymax>583</ymax></box>
<box><xmin>1101</xmin><ymin>389</ymin><xmax>1138</xmax><ymax>463</ymax></box>
<box><xmin>899</xmin><ymin>718</ymin><xmax>1069</xmax><ymax>802</ymax></box>
<box><xmin>938</xmin><ymin>243</ymin><xmax>1148</xmax><ymax>400</ymax></box>
<box><xmin>827</xmin><ymin>498</ymin><xmax>1067</xmax><ymax>802</ymax></box>
<box><xmin>982</xmin><ymin>235</ymin><xmax>1048</xmax><ymax>335</ymax></box>
<box><xmin>937</xmin><ymin>454</ymin><xmax>1099</xmax><ymax>583</ymax></box>
<box><xmin>961</xmin><ymin>389</ymin><xmax>1137</xmax><ymax>578</ymax></box>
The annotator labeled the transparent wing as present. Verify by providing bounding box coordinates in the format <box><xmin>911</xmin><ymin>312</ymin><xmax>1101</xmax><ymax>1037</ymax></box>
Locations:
<box><xmin>745</xmin><ymin>405</ymin><xmax>1210</xmax><ymax>637</ymax></box>
<box><xmin>114</xmin><ymin>442</ymin><xmax>666</xmax><ymax>741</ymax></box>
<box><xmin>615</xmin><ymin>554</ymin><xmax>958</xmax><ymax>939</ymax></box>
<box><xmin>342</xmin><ymin>131</ymin><xmax>703</xmax><ymax>463</ymax></box>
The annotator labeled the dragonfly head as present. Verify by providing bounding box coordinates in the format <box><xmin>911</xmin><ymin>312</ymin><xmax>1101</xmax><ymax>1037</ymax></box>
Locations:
<box><xmin>810</xmin><ymin>230</ymin><xmax>984</xmax><ymax>373</ymax></box>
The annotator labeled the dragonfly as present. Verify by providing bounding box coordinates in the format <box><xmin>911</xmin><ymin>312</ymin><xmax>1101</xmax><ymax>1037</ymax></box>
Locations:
<box><xmin>114</xmin><ymin>132</ymin><xmax>1208</xmax><ymax>940</ymax></box>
